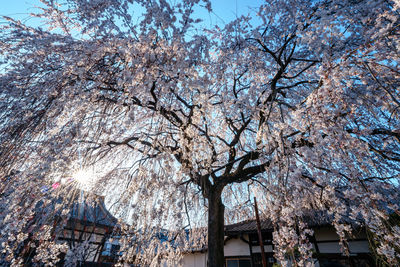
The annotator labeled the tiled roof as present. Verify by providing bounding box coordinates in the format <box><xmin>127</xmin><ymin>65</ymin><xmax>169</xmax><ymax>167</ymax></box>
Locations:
<box><xmin>69</xmin><ymin>193</ymin><xmax>117</xmax><ymax>228</ymax></box>
<box><xmin>224</xmin><ymin>211</ymin><xmax>346</xmax><ymax>235</ymax></box>
<box><xmin>225</xmin><ymin>219</ymin><xmax>273</xmax><ymax>234</ymax></box>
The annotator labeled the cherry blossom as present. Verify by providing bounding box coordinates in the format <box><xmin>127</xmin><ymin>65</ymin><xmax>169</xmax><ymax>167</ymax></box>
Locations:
<box><xmin>1</xmin><ymin>0</ymin><xmax>399</xmax><ymax>266</ymax></box>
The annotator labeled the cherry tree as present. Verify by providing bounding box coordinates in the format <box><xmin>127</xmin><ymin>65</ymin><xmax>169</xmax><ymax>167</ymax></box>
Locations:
<box><xmin>1</xmin><ymin>0</ymin><xmax>400</xmax><ymax>266</ymax></box>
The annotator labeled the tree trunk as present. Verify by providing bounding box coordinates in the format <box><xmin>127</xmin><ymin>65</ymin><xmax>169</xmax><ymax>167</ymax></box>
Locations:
<box><xmin>207</xmin><ymin>190</ymin><xmax>225</xmax><ymax>267</ymax></box>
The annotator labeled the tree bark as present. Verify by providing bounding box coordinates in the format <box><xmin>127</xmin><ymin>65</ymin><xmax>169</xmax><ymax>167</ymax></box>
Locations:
<box><xmin>207</xmin><ymin>189</ymin><xmax>225</xmax><ymax>267</ymax></box>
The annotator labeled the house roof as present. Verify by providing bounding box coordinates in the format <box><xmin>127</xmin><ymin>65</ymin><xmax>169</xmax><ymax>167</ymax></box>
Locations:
<box><xmin>224</xmin><ymin>210</ymin><xmax>351</xmax><ymax>235</ymax></box>
<box><xmin>225</xmin><ymin>219</ymin><xmax>273</xmax><ymax>234</ymax></box>
<box><xmin>68</xmin><ymin>193</ymin><xmax>118</xmax><ymax>228</ymax></box>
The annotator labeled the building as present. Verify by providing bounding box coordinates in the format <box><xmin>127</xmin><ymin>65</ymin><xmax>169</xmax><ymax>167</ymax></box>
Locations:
<box><xmin>181</xmin><ymin>214</ymin><xmax>374</xmax><ymax>267</ymax></box>
<box><xmin>15</xmin><ymin>192</ymin><xmax>120</xmax><ymax>266</ymax></box>
<box><xmin>57</xmin><ymin>193</ymin><xmax>119</xmax><ymax>265</ymax></box>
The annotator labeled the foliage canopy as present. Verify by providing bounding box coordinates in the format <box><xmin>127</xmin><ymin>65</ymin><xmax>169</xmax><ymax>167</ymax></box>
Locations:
<box><xmin>1</xmin><ymin>0</ymin><xmax>400</xmax><ymax>266</ymax></box>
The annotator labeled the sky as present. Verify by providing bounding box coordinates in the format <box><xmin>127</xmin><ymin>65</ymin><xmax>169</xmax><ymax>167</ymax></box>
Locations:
<box><xmin>2</xmin><ymin>0</ymin><xmax>41</xmax><ymax>18</ymax></box>
<box><xmin>0</xmin><ymin>0</ymin><xmax>263</xmax><ymax>223</ymax></box>
<box><xmin>1</xmin><ymin>0</ymin><xmax>264</xmax><ymax>27</ymax></box>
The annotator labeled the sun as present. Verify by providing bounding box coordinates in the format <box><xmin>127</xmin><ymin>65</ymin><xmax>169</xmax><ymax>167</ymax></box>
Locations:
<box><xmin>72</xmin><ymin>169</ymin><xmax>96</xmax><ymax>189</ymax></box>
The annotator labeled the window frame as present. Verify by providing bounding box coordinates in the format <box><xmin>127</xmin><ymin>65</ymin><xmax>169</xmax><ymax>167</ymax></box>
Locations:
<box><xmin>225</xmin><ymin>256</ymin><xmax>252</xmax><ymax>267</ymax></box>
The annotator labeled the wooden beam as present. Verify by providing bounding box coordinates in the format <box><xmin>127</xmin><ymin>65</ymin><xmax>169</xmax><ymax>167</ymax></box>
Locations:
<box><xmin>254</xmin><ymin>197</ymin><xmax>267</xmax><ymax>267</ymax></box>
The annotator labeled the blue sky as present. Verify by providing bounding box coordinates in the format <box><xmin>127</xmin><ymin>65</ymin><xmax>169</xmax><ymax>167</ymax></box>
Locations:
<box><xmin>2</xmin><ymin>0</ymin><xmax>40</xmax><ymax>17</ymax></box>
<box><xmin>1</xmin><ymin>0</ymin><xmax>264</xmax><ymax>27</ymax></box>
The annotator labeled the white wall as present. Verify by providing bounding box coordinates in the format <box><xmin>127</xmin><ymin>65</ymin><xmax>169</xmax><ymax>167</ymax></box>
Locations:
<box><xmin>181</xmin><ymin>252</ymin><xmax>207</xmax><ymax>267</ymax></box>
<box><xmin>314</xmin><ymin>227</ymin><xmax>370</xmax><ymax>254</ymax></box>
<box><xmin>348</xmin><ymin>241</ymin><xmax>370</xmax><ymax>253</ymax></box>
<box><xmin>180</xmin><ymin>236</ymin><xmax>252</xmax><ymax>267</ymax></box>
<box><xmin>317</xmin><ymin>242</ymin><xmax>342</xmax><ymax>253</ymax></box>
<box><xmin>224</xmin><ymin>237</ymin><xmax>251</xmax><ymax>256</ymax></box>
<box><xmin>252</xmin><ymin>245</ymin><xmax>273</xmax><ymax>253</ymax></box>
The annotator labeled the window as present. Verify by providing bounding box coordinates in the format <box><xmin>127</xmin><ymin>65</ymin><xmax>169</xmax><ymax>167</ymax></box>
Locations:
<box><xmin>317</xmin><ymin>254</ymin><xmax>373</xmax><ymax>267</ymax></box>
<box><xmin>101</xmin><ymin>243</ymin><xmax>120</xmax><ymax>257</ymax></box>
<box><xmin>249</xmin><ymin>232</ymin><xmax>273</xmax><ymax>245</ymax></box>
<box><xmin>252</xmin><ymin>253</ymin><xmax>276</xmax><ymax>267</ymax></box>
<box><xmin>110</xmin><ymin>244</ymin><xmax>120</xmax><ymax>257</ymax></box>
<box><xmin>225</xmin><ymin>257</ymin><xmax>251</xmax><ymax>267</ymax></box>
<box><xmin>318</xmin><ymin>258</ymin><xmax>350</xmax><ymax>267</ymax></box>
